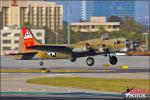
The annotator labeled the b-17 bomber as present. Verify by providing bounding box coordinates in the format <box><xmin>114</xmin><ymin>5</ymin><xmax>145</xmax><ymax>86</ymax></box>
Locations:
<box><xmin>12</xmin><ymin>27</ymin><xmax>129</xmax><ymax>66</ymax></box>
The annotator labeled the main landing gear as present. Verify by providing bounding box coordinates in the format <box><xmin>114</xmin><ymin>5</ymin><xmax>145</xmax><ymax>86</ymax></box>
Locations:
<box><xmin>70</xmin><ymin>55</ymin><xmax>76</xmax><ymax>62</ymax></box>
<box><xmin>104</xmin><ymin>48</ymin><xmax>118</xmax><ymax>65</ymax></box>
<box><xmin>109</xmin><ymin>56</ymin><xmax>118</xmax><ymax>65</ymax></box>
<box><xmin>86</xmin><ymin>57</ymin><xmax>95</xmax><ymax>66</ymax></box>
<box><xmin>39</xmin><ymin>60</ymin><xmax>44</xmax><ymax>66</ymax></box>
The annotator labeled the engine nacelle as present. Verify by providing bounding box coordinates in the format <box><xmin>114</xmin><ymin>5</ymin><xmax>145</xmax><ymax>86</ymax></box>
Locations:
<box><xmin>72</xmin><ymin>43</ymin><xmax>91</xmax><ymax>53</ymax></box>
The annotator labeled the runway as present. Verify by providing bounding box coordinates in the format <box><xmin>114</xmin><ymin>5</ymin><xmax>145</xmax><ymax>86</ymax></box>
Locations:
<box><xmin>1</xmin><ymin>72</ymin><xmax>149</xmax><ymax>99</ymax></box>
<box><xmin>1</xmin><ymin>56</ymin><xmax>149</xmax><ymax>68</ymax></box>
<box><xmin>1</xmin><ymin>92</ymin><xmax>123</xmax><ymax>100</ymax></box>
<box><xmin>1</xmin><ymin>55</ymin><xmax>149</xmax><ymax>99</ymax></box>
<box><xmin>1</xmin><ymin>72</ymin><xmax>125</xmax><ymax>99</ymax></box>
<box><xmin>1</xmin><ymin>71</ymin><xmax>149</xmax><ymax>92</ymax></box>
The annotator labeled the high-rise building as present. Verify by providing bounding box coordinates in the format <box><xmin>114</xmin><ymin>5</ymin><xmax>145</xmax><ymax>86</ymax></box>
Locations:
<box><xmin>0</xmin><ymin>0</ymin><xmax>63</xmax><ymax>31</ymax></box>
<box><xmin>81</xmin><ymin>0</ymin><xmax>135</xmax><ymax>20</ymax></box>
<box><xmin>81</xmin><ymin>0</ymin><xmax>87</xmax><ymax>21</ymax></box>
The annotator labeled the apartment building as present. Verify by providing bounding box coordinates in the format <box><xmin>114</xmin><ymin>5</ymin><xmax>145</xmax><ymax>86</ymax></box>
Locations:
<box><xmin>0</xmin><ymin>0</ymin><xmax>63</xmax><ymax>31</ymax></box>
<box><xmin>0</xmin><ymin>26</ymin><xmax>45</xmax><ymax>55</ymax></box>
<box><xmin>71</xmin><ymin>16</ymin><xmax>120</xmax><ymax>33</ymax></box>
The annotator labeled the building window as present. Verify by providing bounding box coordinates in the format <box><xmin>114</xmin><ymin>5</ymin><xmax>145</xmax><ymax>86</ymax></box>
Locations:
<box><xmin>14</xmin><ymin>40</ymin><xmax>19</xmax><ymax>44</ymax></box>
<box><xmin>83</xmin><ymin>26</ymin><xmax>86</xmax><ymax>29</ymax></box>
<box><xmin>36</xmin><ymin>32</ymin><xmax>42</xmax><ymax>36</ymax></box>
<box><xmin>14</xmin><ymin>33</ymin><xmax>19</xmax><ymax>37</ymax></box>
<box><xmin>113</xmin><ymin>25</ymin><xmax>119</xmax><ymax>28</ymax></box>
<box><xmin>3</xmin><ymin>40</ymin><xmax>11</xmax><ymax>43</ymax></box>
<box><xmin>2</xmin><ymin>33</ymin><xmax>11</xmax><ymax>37</ymax></box>
<box><xmin>3</xmin><ymin>47</ymin><xmax>11</xmax><ymax>50</ymax></box>
<box><xmin>92</xmin><ymin>25</ymin><xmax>95</xmax><ymax>29</ymax></box>
<box><xmin>79</xmin><ymin>26</ymin><xmax>82</xmax><ymax>29</ymax></box>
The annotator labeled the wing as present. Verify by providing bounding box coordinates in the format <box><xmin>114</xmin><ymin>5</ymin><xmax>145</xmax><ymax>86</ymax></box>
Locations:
<box><xmin>27</xmin><ymin>44</ymin><xmax>72</xmax><ymax>54</ymax></box>
<box><xmin>9</xmin><ymin>52</ymin><xmax>38</xmax><ymax>55</ymax></box>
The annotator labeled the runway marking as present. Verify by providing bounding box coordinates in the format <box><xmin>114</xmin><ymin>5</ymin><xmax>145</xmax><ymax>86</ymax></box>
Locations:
<box><xmin>18</xmin><ymin>88</ymin><xmax>22</xmax><ymax>92</ymax></box>
<box><xmin>47</xmin><ymin>74</ymin><xmax>74</xmax><ymax>77</ymax></box>
<box><xmin>1</xmin><ymin>78</ymin><xmax>20</xmax><ymax>81</ymax></box>
<box><xmin>1</xmin><ymin>73</ymin><xmax>9</xmax><ymax>75</ymax></box>
<box><xmin>42</xmin><ymin>88</ymin><xmax>46</xmax><ymax>92</ymax></box>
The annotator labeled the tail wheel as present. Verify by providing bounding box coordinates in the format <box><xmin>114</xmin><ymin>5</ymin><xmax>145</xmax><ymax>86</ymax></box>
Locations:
<box><xmin>70</xmin><ymin>55</ymin><xmax>76</xmax><ymax>62</ymax></box>
<box><xmin>39</xmin><ymin>61</ymin><xmax>44</xmax><ymax>66</ymax></box>
<box><xmin>86</xmin><ymin>57</ymin><xmax>95</xmax><ymax>66</ymax></box>
<box><xmin>109</xmin><ymin>56</ymin><xmax>118</xmax><ymax>65</ymax></box>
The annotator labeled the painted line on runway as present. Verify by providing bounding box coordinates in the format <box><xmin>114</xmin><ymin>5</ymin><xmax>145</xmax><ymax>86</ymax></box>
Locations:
<box><xmin>47</xmin><ymin>74</ymin><xmax>74</xmax><ymax>77</ymax></box>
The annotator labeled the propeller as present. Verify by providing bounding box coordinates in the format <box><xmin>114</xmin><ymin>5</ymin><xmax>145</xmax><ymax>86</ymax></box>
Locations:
<box><xmin>126</xmin><ymin>39</ymin><xmax>131</xmax><ymax>48</ymax></box>
<box><xmin>126</xmin><ymin>39</ymin><xmax>143</xmax><ymax>51</ymax></box>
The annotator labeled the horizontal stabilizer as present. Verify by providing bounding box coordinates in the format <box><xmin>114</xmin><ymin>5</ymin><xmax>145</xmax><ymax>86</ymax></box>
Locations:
<box><xmin>9</xmin><ymin>52</ymin><xmax>37</xmax><ymax>55</ymax></box>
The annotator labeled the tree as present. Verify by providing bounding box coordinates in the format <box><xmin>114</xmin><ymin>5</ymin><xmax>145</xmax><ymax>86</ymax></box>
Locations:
<box><xmin>97</xmin><ymin>26</ymin><xmax>106</xmax><ymax>37</ymax></box>
<box><xmin>58</xmin><ymin>29</ymin><xmax>67</xmax><ymax>44</ymax></box>
<box><xmin>24</xmin><ymin>21</ymin><xmax>31</xmax><ymax>27</ymax></box>
<box><xmin>108</xmin><ymin>15</ymin><xmax>122</xmax><ymax>22</ymax></box>
<box><xmin>110</xmin><ymin>16</ymin><xmax>147</xmax><ymax>41</ymax></box>
<box><xmin>120</xmin><ymin>16</ymin><xmax>145</xmax><ymax>33</ymax></box>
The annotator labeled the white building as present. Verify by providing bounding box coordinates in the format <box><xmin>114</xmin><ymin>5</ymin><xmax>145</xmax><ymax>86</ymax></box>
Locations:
<box><xmin>0</xmin><ymin>27</ymin><xmax>45</xmax><ymax>55</ymax></box>
<box><xmin>71</xmin><ymin>16</ymin><xmax>120</xmax><ymax>33</ymax></box>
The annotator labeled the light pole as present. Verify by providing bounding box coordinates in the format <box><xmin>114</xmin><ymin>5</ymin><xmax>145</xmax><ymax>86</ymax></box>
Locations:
<box><xmin>0</xmin><ymin>12</ymin><xmax>2</xmax><ymax>29</ymax></box>
<box><xmin>67</xmin><ymin>1</ymin><xmax>71</xmax><ymax>46</ymax></box>
<box><xmin>55</xmin><ymin>32</ymin><xmax>58</xmax><ymax>44</ymax></box>
<box><xmin>143</xmin><ymin>33</ymin><xmax>149</xmax><ymax>50</ymax></box>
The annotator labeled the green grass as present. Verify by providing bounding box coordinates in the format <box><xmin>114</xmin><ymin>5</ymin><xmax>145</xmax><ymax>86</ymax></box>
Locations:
<box><xmin>26</xmin><ymin>77</ymin><xmax>149</xmax><ymax>93</ymax></box>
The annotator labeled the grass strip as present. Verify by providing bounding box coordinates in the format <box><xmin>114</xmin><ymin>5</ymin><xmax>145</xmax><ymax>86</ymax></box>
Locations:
<box><xmin>26</xmin><ymin>77</ymin><xmax>149</xmax><ymax>93</ymax></box>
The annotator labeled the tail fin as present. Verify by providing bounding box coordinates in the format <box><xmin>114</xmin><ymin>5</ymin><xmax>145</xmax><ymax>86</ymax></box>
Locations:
<box><xmin>19</xmin><ymin>27</ymin><xmax>41</xmax><ymax>53</ymax></box>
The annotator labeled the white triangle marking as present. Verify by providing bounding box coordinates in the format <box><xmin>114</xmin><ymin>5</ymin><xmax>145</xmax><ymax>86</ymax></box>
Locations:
<box><xmin>24</xmin><ymin>30</ymin><xmax>33</xmax><ymax>39</ymax></box>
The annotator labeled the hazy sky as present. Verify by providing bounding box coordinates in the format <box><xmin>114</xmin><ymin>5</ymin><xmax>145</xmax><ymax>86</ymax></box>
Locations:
<box><xmin>49</xmin><ymin>0</ymin><xmax>149</xmax><ymax>25</ymax></box>
<box><xmin>135</xmin><ymin>0</ymin><xmax>149</xmax><ymax>25</ymax></box>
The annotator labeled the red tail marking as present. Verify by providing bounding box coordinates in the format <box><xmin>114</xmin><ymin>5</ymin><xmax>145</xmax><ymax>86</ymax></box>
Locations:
<box><xmin>22</xmin><ymin>27</ymin><xmax>34</xmax><ymax>48</ymax></box>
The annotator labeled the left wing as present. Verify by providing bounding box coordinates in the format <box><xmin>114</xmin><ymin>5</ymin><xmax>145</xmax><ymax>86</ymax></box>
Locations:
<box><xmin>27</xmin><ymin>44</ymin><xmax>73</xmax><ymax>54</ymax></box>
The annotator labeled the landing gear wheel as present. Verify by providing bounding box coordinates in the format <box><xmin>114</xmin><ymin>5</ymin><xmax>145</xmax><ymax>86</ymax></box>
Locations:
<box><xmin>109</xmin><ymin>56</ymin><xmax>118</xmax><ymax>65</ymax></box>
<box><xmin>86</xmin><ymin>57</ymin><xmax>95</xmax><ymax>66</ymax></box>
<box><xmin>39</xmin><ymin>61</ymin><xmax>44</xmax><ymax>66</ymax></box>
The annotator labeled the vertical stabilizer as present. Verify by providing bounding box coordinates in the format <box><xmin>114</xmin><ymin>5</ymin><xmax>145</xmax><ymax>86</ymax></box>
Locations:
<box><xmin>19</xmin><ymin>27</ymin><xmax>41</xmax><ymax>53</ymax></box>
